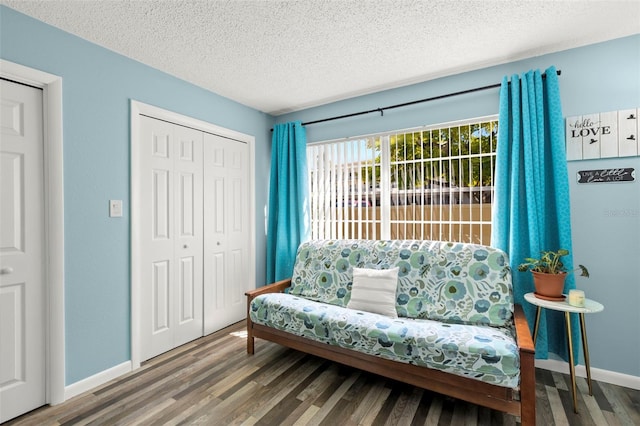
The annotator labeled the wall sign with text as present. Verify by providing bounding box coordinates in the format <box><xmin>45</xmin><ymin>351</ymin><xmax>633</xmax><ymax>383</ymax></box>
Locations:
<box><xmin>566</xmin><ymin>107</ymin><xmax>639</xmax><ymax>161</ymax></box>
<box><xmin>577</xmin><ymin>168</ymin><xmax>635</xmax><ymax>184</ymax></box>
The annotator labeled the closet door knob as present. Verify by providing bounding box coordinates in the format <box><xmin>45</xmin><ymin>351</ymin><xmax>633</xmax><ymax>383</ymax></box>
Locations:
<box><xmin>0</xmin><ymin>267</ymin><xmax>14</xmax><ymax>275</ymax></box>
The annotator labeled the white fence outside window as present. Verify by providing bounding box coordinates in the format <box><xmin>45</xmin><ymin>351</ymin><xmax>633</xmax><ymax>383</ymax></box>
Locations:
<box><xmin>307</xmin><ymin>116</ymin><xmax>498</xmax><ymax>245</ymax></box>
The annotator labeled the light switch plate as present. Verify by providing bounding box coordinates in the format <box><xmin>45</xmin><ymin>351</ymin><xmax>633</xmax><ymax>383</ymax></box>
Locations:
<box><xmin>109</xmin><ymin>200</ymin><xmax>123</xmax><ymax>217</ymax></box>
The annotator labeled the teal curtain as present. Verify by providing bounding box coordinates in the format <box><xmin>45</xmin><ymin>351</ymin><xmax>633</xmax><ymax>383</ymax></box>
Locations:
<box><xmin>266</xmin><ymin>121</ymin><xmax>309</xmax><ymax>283</ymax></box>
<box><xmin>491</xmin><ymin>66</ymin><xmax>579</xmax><ymax>361</ymax></box>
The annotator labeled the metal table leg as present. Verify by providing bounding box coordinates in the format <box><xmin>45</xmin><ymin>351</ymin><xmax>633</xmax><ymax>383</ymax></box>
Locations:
<box><xmin>580</xmin><ymin>313</ymin><xmax>594</xmax><ymax>395</ymax></box>
<box><xmin>532</xmin><ymin>306</ymin><xmax>541</xmax><ymax>347</ymax></box>
<box><xmin>565</xmin><ymin>311</ymin><xmax>578</xmax><ymax>413</ymax></box>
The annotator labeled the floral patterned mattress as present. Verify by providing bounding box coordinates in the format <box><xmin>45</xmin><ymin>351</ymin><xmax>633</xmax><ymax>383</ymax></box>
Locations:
<box><xmin>250</xmin><ymin>292</ymin><xmax>520</xmax><ymax>388</ymax></box>
<box><xmin>289</xmin><ymin>240</ymin><xmax>513</xmax><ymax>327</ymax></box>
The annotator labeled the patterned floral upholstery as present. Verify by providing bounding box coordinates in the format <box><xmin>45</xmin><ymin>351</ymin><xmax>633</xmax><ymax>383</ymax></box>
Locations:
<box><xmin>253</xmin><ymin>239</ymin><xmax>520</xmax><ymax>388</ymax></box>
<box><xmin>250</xmin><ymin>293</ymin><xmax>520</xmax><ymax>388</ymax></box>
<box><xmin>289</xmin><ymin>240</ymin><xmax>513</xmax><ymax>327</ymax></box>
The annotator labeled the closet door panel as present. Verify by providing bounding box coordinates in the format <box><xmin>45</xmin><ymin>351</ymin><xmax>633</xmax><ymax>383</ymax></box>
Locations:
<box><xmin>203</xmin><ymin>134</ymin><xmax>250</xmax><ymax>334</ymax></box>
<box><xmin>139</xmin><ymin>117</ymin><xmax>203</xmax><ymax>360</ymax></box>
<box><xmin>172</xmin><ymin>125</ymin><xmax>203</xmax><ymax>348</ymax></box>
<box><xmin>140</xmin><ymin>117</ymin><xmax>175</xmax><ymax>360</ymax></box>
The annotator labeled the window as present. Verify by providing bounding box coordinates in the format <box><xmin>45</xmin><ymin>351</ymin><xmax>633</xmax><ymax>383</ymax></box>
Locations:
<box><xmin>307</xmin><ymin>116</ymin><xmax>498</xmax><ymax>244</ymax></box>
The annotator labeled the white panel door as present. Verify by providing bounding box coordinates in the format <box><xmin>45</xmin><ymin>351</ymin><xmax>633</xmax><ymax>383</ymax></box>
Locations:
<box><xmin>172</xmin><ymin>124</ymin><xmax>204</xmax><ymax>347</ymax></box>
<box><xmin>0</xmin><ymin>80</ymin><xmax>45</xmax><ymax>422</ymax></box>
<box><xmin>203</xmin><ymin>133</ymin><xmax>250</xmax><ymax>334</ymax></box>
<box><xmin>139</xmin><ymin>116</ymin><xmax>203</xmax><ymax>361</ymax></box>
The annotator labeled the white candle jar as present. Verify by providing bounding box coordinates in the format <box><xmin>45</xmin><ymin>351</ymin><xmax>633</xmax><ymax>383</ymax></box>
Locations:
<box><xmin>568</xmin><ymin>289</ymin><xmax>585</xmax><ymax>307</ymax></box>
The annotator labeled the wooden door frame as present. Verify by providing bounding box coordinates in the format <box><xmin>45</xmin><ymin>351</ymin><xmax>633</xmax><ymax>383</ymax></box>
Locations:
<box><xmin>0</xmin><ymin>60</ymin><xmax>65</xmax><ymax>405</ymax></box>
<box><xmin>130</xmin><ymin>100</ymin><xmax>256</xmax><ymax>369</ymax></box>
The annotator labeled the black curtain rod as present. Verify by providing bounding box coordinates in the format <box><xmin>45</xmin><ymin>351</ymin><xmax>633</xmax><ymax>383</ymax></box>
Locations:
<box><xmin>273</xmin><ymin>69</ymin><xmax>561</xmax><ymax>130</ymax></box>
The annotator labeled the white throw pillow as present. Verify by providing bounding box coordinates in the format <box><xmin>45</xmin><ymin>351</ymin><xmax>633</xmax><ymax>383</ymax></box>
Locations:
<box><xmin>347</xmin><ymin>267</ymin><xmax>399</xmax><ymax>318</ymax></box>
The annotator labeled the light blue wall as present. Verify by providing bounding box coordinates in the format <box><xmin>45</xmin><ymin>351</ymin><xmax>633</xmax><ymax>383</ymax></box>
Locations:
<box><xmin>1</xmin><ymin>6</ymin><xmax>273</xmax><ymax>385</ymax></box>
<box><xmin>281</xmin><ymin>35</ymin><xmax>640</xmax><ymax>378</ymax></box>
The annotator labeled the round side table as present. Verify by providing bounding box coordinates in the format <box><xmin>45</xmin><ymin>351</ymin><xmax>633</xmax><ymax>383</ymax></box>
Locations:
<box><xmin>524</xmin><ymin>292</ymin><xmax>604</xmax><ymax>413</ymax></box>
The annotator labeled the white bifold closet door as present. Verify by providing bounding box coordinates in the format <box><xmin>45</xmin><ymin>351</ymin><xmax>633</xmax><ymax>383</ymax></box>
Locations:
<box><xmin>139</xmin><ymin>116</ymin><xmax>204</xmax><ymax>360</ymax></box>
<box><xmin>203</xmin><ymin>133</ymin><xmax>250</xmax><ymax>334</ymax></box>
<box><xmin>138</xmin><ymin>115</ymin><xmax>249</xmax><ymax>361</ymax></box>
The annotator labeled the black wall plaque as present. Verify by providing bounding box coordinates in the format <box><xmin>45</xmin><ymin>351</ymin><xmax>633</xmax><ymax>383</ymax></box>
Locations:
<box><xmin>577</xmin><ymin>168</ymin><xmax>635</xmax><ymax>184</ymax></box>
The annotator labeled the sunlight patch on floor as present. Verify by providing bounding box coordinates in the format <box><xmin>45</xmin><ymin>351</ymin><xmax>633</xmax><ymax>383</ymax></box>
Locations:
<box><xmin>230</xmin><ymin>330</ymin><xmax>248</xmax><ymax>339</ymax></box>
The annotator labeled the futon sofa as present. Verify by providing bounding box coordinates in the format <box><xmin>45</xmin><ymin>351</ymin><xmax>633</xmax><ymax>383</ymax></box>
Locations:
<box><xmin>246</xmin><ymin>239</ymin><xmax>535</xmax><ymax>424</ymax></box>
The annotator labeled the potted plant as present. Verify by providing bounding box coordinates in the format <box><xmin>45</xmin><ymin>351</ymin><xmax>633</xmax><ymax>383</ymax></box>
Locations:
<box><xmin>517</xmin><ymin>249</ymin><xmax>589</xmax><ymax>300</ymax></box>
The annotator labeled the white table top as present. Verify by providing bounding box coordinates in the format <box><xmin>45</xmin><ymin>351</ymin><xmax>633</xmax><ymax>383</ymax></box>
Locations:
<box><xmin>524</xmin><ymin>292</ymin><xmax>604</xmax><ymax>314</ymax></box>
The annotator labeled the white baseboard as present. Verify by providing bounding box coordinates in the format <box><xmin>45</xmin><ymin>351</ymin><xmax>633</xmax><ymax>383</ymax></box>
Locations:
<box><xmin>63</xmin><ymin>361</ymin><xmax>132</xmax><ymax>402</ymax></box>
<box><xmin>536</xmin><ymin>359</ymin><xmax>640</xmax><ymax>390</ymax></box>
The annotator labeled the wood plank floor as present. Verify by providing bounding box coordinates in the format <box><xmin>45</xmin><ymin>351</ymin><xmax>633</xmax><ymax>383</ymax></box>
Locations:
<box><xmin>6</xmin><ymin>321</ymin><xmax>639</xmax><ymax>426</ymax></box>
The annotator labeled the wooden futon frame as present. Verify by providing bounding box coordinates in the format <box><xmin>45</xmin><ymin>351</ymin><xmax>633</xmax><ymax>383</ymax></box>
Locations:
<box><xmin>246</xmin><ymin>279</ymin><xmax>536</xmax><ymax>425</ymax></box>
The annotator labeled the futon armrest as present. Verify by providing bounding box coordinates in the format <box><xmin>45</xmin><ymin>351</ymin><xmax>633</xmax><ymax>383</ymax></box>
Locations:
<box><xmin>245</xmin><ymin>278</ymin><xmax>292</xmax><ymax>299</ymax></box>
<box><xmin>245</xmin><ymin>278</ymin><xmax>292</xmax><ymax>355</ymax></box>
<box><xmin>513</xmin><ymin>304</ymin><xmax>535</xmax><ymax>354</ymax></box>
<box><xmin>513</xmin><ymin>303</ymin><xmax>535</xmax><ymax>424</ymax></box>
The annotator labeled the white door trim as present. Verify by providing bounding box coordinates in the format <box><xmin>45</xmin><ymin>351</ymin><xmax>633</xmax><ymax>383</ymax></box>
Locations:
<box><xmin>0</xmin><ymin>60</ymin><xmax>65</xmax><ymax>405</ymax></box>
<box><xmin>130</xmin><ymin>100</ymin><xmax>256</xmax><ymax>369</ymax></box>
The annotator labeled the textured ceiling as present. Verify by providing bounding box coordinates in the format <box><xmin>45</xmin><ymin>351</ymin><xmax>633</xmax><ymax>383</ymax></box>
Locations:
<box><xmin>3</xmin><ymin>1</ymin><xmax>640</xmax><ymax>115</ymax></box>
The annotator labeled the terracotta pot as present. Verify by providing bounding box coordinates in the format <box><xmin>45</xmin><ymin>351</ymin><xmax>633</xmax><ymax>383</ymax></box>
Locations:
<box><xmin>532</xmin><ymin>271</ymin><xmax>566</xmax><ymax>298</ymax></box>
